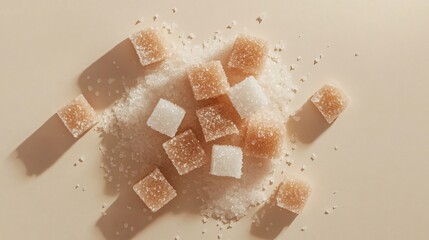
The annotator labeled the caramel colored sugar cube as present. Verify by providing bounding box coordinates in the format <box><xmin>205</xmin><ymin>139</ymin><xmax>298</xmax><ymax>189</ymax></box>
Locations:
<box><xmin>57</xmin><ymin>94</ymin><xmax>98</xmax><ymax>138</ymax></box>
<box><xmin>228</xmin><ymin>34</ymin><xmax>268</xmax><ymax>75</ymax></box>
<box><xmin>133</xmin><ymin>168</ymin><xmax>177</xmax><ymax>212</ymax></box>
<box><xmin>244</xmin><ymin>116</ymin><xmax>282</xmax><ymax>159</ymax></box>
<box><xmin>129</xmin><ymin>28</ymin><xmax>168</xmax><ymax>66</ymax></box>
<box><xmin>187</xmin><ymin>61</ymin><xmax>229</xmax><ymax>100</ymax></box>
<box><xmin>196</xmin><ymin>104</ymin><xmax>239</xmax><ymax>142</ymax></box>
<box><xmin>162</xmin><ymin>129</ymin><xmax>207</xmax><ymax>175</ymax></box>
<box><xmin>276</xmin><ymin>178</ymin><xmax>311</xmax><ymax>214</ymax></box>
<box><xmin>311</xmin><ymin>84</ymin><xmax>348</xmax><ymax>124</ymax></box>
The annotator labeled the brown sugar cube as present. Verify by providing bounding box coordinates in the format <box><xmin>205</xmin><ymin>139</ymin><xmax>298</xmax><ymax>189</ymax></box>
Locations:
<box><xmin>162</xmin><ymin>129</ymin><xmax>207</xmax><ymax>175</ymax></box>
<box><xmin>133</xmin><ymin>168</ymin><xmax>177</xmax><ymax>212</ymax></box>
<box><xmin>276</xmin><ymin>178</ymin><xmax>311</xmax><ymax>214</ymax></box>
<box><xmin>57</xmin><ymin>94</ymin><xmax>99</xmax><ymax>138</ymax></box>
<box><xmin>228</xmin><ymin>34</ymin><xmax>269</xmax><ymax>75</ymax></box>
<box><xmin>196</xmin><ymin>104</ymin><xmax>239</xmax><ymax>142</ymax></box>
<box><xmin>129</xmin><ymin>28</ymin><xmax>168</xmax><ymax>66</ymax></box>
<box><xmin>187</xmin><ymin>61</ymin><xmax>229</xmax><ymax>100</ymax></box>
<box><xmin>243</xmin><ymin>116</ymin><xmax>283</xmax><ymax>159</ymax></box>
<box><xmin>311</xmin><ymin>84</ymin><xmax>349</xmax><ymax>124</ymax></box>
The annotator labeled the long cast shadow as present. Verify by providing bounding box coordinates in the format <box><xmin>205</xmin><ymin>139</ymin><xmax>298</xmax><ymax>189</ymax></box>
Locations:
<box><xmin>77</xmin><ymin>39</ymin><xmax>149</xmax><ymax>110</ymax></box>
<box><xmin>251</xmin><ymin>198</ymin><xmax>298</xmax><ymax>239</ymax></box>
<box><xmin>286</xmin><ymin>99</ymin><xmax>330</xmax><ymax>144</ymax></box>
<box><xmin>14</xmin><ymin>114</ymin><xmax>77</xmax><ymax>176</ymax></box>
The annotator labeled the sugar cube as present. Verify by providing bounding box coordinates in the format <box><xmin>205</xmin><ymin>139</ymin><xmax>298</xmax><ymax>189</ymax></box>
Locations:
<box><xmin>210</xmin><ymin>145</ymin><xmax>243</xmax><ymax>179</ymax></box>
<box><xmin>187</xmin><ymin>61</ymin><xmax>229</xmax><ymax>100</ymax></box>
<box><xmin>133</xmin><ymin>168</ymin><xmax>177</xmax><ymax>212</ymax></box>
<box><xmin>227</xmin><ymin>76</ymin><xmax>269</xmax><ymax>119</ymax></box>
<box><xmin>129</xmin><ymin>28</ymin><xmax>168</xmax><ymax>66</ymax></box>
<box><xmin>228</xmin><ymin>34</ymin><xmax>268</xmax><ymax>75</ymax></box>
<box><xmin>147</xmin><ymin>98</ymin><xmax>186</xmax><ymax>137</ymax></box>
<box><xmin>311</xmin><ymin>84</ymin><xmax>349</xmax><ymax>124</ymax></box>
<box><xmin>196</xmin><ymin>104</ymin><xmax>239</xmax><ymax>142</ymax></box>
<box><xmin>244</xmin><ymin>116</ymin><xmax>283</xmax><ymax>159</ymax></box>
<box><xmin>162</xmin><ymin>129</ymin><xmax>207</xmax><ymax>175</ymax></box>
<box><xmin>57</xmin><ymin>94</ymin><xmax>99</xmax><ymax>138</ymax></box>
<box><xmin>276</xmin><ymin>178</ymin><xmax>311</xmax><ymax>214</ymax></box>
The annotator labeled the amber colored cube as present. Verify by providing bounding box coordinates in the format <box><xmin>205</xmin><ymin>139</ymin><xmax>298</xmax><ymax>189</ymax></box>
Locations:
<box><xmin>133</xmin><ymin>168</ymin><xmax>177</xmax><ymax>212</ymax></box>
<box><xmin>311</xmin><ymin>84</ymin><xmax>349</xmax><ymax>124</ymax></box>
<box><xmin>57</xmin><ymin>94</ymin><xmax>98</xmax><ymax>138</ymax></box>
<box><xmin>243</xmin><ymin>116</ymin><xmax>283</xmax><ymax>159</ymax></box>
<box><xmin>196</xmin><ymin>104</ymin><xmax>239</xmax><ymax>142</ymax></box>
<box><xmin>228</xmin><ymin>34</ymin><xmax>268</xmax><ymax>75</ymax></box>
<box><xmin>187</xmin><ymin>61</ymin><xmax>229</xmax><ymax>100</ymax></box>
<box><xmin>162</xmin><ymin>129</ymin><xmax>207</xmax><ymax>175</ymax></box>
<box><xmin>276</xmin><ymin>178</ymin><xmax>311</xmax><ymax>214</ymax></box>
<box><xmin>129</xmin><ymin>28</ymin><xmax>168</xmax><ymax>66</ymax></box>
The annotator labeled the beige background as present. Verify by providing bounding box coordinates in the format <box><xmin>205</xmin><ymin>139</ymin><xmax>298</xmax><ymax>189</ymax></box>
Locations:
<box><xmin>1</xmin><ymin>0</ymin><xmax>429</xmax><ymax>239</ymax></box>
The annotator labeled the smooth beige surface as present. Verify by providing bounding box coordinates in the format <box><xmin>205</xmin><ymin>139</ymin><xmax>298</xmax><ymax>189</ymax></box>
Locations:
<box><xmin>1</xmin><ymin>0</ymin><xmax>429</xmax><ymax>239</ymax></box>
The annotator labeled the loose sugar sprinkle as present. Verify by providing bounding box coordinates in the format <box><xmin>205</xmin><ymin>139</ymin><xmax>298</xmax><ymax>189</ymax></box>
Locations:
<box><xmin>100</xmin><ymin>31</ymin><xmax>296</xmax><ymax>221</ymax></box>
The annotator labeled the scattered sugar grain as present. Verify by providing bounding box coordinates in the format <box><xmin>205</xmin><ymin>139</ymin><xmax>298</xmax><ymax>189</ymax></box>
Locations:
<box><xmin>325</xmin><ymin>209</ymin><xmax>331</xmax><ymax>215</ymax></box>
<box><xmin>174</xmin><ymin>234</ymin><xmax>181</xmax><ymax>240</ymax></box>
<box><xmin>172</xmin><ymin>7</ymin><xmax>177</xmax><ymax>13</ymax></box>
<box><xmin>256</xmin><ymin>13</ymin><xmax>265</xmax><ymax>24</ymax></box>
<box><xmin>153</xmin><ymin>14</ymin><xmax>159</xmax><ymax>21</ymax></box>
<box><xmin>301</xmin><ymin>226</ymin><xmax>307</xmax><ymax>231</ymax></box>
<box><xmin>297</xmin><ymin>56</ymin><xmax>302</xmax><ymax>61</ymax></box>
<box><xmin>333</xmin><ymin>205</ymin><xmax>338</xmax><ymax>210</ymax></box>
<box><xmin>301</xmin><ymin>165</ymin><xmax>306</xmax><ymax>171</ymax></box>
<box><xmin>217</xmin><ymin>233</ymin><xmax>223</xmax><ymax>239</ymax></box>
<box><xmin>87</xmin><ymin>85</ymin><xmax>93</xmax><ymax>92</ymax></box>
<box><xmin>355</xmin><ymin>53</ymin><xmax>359</xmax><ymax>56</ymax></box>
<box><xmin>75</xmin><ymin>184</ymin><xmax>79</xmax><ymax>189</ymax></box>
<box><xmin>310</xmin><ymin>154</ymin><xmax>316</xmax><ymax>161</ymax></box>
<box><xmin>188</xmin><ymin>33</ymin><xmax>196</xmax><ymax>40</ymax></box>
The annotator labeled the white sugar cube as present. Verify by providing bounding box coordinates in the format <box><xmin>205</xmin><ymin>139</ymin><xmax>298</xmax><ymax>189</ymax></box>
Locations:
<box><xmin>210</xmin><ymin>145</ymin><xmax>243</xmax><ymax>179</ymax></box>
<box><xmin>147</xmin><ymin>99</ymin><xmax>186</xmax><ymax>137</ymax></box>
<box><xmin>227</xmin><ymin>76</ymin><xmax>269</xmax><ymax>119</ymax></box>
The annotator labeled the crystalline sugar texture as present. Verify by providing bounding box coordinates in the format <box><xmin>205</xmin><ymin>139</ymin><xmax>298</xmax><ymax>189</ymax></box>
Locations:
<box><xmin>57</xmin><ymin>94</ymin><xmax>99</xmax><ymax>138</ymax></box>
<box><xmin>162</xmin><ymin>129</ymin><xmax>207</xmax><ymax>175</ymax></box>
<box><xmin>227</xmin><ymin>76</ymin><xmax>269</xmax><ymax>119</ymax></box>
<box><xmin>129</xmin><ymin>28</ymin><xmax>168</xmax><ymax>66</ymax></box>
<box><xmin>196</xmin><ymin>104</ymin><xmax>239</xmax><ymax>142</ymax></box>
<box><xmin>228</xmin><ymin>34</ymin><xmax>268</xmax><ymax>75</ymax></box>
<box><xmin>187</xmin><ymin>61</ymin><xmax>229</xmax><ymax>100</ymax></box>
<box><xmin>244</xmin><ymin>116</ymin><xmax>282</xmax><ymax>159</ymax></box>
<box><xmin>133</xmin><ymin>168</ymin><xmax>177</xmax><ymax>212</ymax></box>
<box><xmin>147</xmin><ymin>98</ymin><xmax>186</xmax><ymax>137</ymax></box>
<box><xmin>276</xmin><ymin>178</ymin><xmax>311</xmax><ymax>214</ymax></box>
<box><xmin>311</xmin><ymin>84</ymin><xmax>348</xmax><ymax>124</ymax></box>
<box><xmin>210</xmin><ymin>145</ymin><xmax>243</xmax><ymax>179</ymax></box>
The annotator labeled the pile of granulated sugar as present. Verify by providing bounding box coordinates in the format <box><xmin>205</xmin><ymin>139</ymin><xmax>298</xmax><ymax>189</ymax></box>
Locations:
<box><xmin>100</xmin><ymin>31</ymin><xmax>296</xmax><ymax>221</ymax></box>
